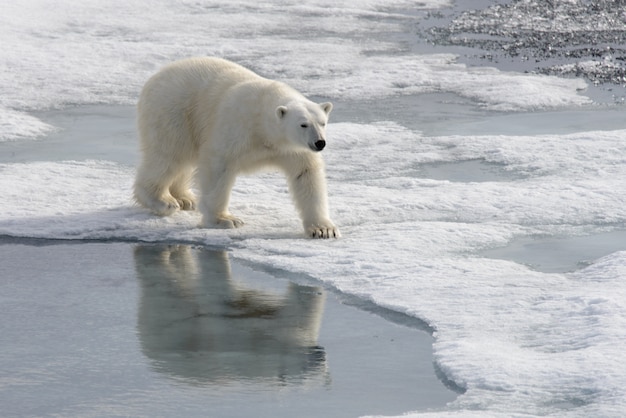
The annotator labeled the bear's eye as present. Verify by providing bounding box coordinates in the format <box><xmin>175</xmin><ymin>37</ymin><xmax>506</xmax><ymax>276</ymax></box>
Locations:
<box><xmin>300</xmin><ymin>123</ymin><xmax>309</xmax><ymax>128</ymax></box>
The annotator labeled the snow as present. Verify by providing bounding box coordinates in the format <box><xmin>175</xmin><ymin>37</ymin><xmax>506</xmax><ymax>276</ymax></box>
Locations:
<box><xmin>0</xmin><ymin>0</ymin><xmax>588</xmax><ymax>142</ymax></box>
<box><xmin>2</xmin><ymin>1</ymin><xmax>626</xmax><ymax>417</ymax></box>
<box><xmin>0</xmin><ymin>108</ymin><xmax>55</xmax><ymax>142</ymax></box>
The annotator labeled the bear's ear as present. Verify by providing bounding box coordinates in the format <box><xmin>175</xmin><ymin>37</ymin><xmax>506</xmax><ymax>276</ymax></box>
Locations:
<box><xmin>276</xmin><ymin>106</ymin><xmax>288</xmax><ymax>120</ymax></box>
<box><xmin>320</xmin><ymin>102</ymin><xmax>333</xmax><ymax>115</ymax></box>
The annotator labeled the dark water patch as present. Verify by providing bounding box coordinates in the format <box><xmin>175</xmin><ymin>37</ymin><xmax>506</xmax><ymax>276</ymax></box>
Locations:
<box><xmin>316</xmin><ymin>92</ymin><xmax>490</xmax><ymax>135</ymax></box>
<box><xmin>322</xmin><ymin>94</ymin><xmax>626</xmax><ymax>139</ymax></box>
<box><xmin>0</xmin><ymin>240</ymin><xmax>456</xmax><ymax>417</ymax></box>
<box><xmin>418</xmin><ymin>159</ymin><xmax>521</xmax><ymax>183</ymax></box>
<box><xmin>422</xmin><ymin>0</ymin><xmax>626</xmax><ymax>103</ymax></box>
<box><xmin>431</xmin><ymin>106</ymin><xmax>626</xmax><ymax>136</ymax></box>
<box><xmin>2</xmin><ymin>105</ymin><xmax>138</xmax><ymax>165</ymax></box>
<box><xmin>480</xmin><ymin>229</ymin><xmax>626</xmax><ymax>273</ymax></box>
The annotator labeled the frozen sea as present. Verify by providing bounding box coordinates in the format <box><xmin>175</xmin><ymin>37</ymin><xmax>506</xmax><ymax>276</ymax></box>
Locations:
<box><xmin>2</xmin><ymin>1</ymin><xmax>626</xmax><ymax>417</ymax></box>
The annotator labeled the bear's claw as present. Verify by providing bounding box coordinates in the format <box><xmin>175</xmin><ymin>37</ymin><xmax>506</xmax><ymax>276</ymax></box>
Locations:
<box><xmin>153</xmin><ymin>198</ymin><xmax>180</xmax><ymax>216</ymax></box>
<box><xmin>175</xmin><ymin>197</ymin><xmax>196</xmax><ymax>211</ymax></box>
<box><xmin>307</xmin><ymin>224</ymin><xmax>340</xmax><ymax>239</ymax></box>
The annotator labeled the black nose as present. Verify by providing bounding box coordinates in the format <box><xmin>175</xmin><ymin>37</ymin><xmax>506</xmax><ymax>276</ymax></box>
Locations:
<box><xmin>314</xmin><ymin>140</ymin><xmax>326</xmax><ymax>151</ymax></box>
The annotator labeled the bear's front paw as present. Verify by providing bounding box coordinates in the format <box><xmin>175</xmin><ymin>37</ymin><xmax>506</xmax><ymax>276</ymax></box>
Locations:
<box><xmin>305</xmin><ymin>220</ymin><xmax>340</xmax><ymax>239</ymax></box>
<box><xmin>203</xmin><ymin>213</ymin><xmax>244</xmax><ymax>229</ymax></box>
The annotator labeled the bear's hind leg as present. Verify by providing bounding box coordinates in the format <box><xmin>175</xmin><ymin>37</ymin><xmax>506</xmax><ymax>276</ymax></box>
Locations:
<box><xmin>134</xmin><ymin>161</ymin><xmax>182</xmax><ymax>216</ymax></box>
<box><xmin>170</xmin><ymin>168</ymin><xmax>197</xmax><ymax>211</ymax></box>
<box><xmin>134</xmin><ymin>181</ymin><xmax>181</xmax><ymax>216</ymax></box>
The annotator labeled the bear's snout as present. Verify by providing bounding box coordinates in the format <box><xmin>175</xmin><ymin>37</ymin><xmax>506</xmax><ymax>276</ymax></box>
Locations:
<box><xmin>313</xmin><ymin>139</ymin><xmax>326</xmax><ymax>151</ymax></box>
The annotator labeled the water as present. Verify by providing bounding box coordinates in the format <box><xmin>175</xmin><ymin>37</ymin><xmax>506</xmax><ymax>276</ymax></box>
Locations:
<box><xmin>0</xmin><ymin>239</ymin><xmax>455</xmax><ymax>417</ymax></box>
<box><xmin>1</xmin><ymin>106</ymin><xmax>138</xmax><ymax>165</ymax></box>
<box><xmin>481</xmin><ymin>229</ymin><xmax>626</xmax><ymax>273</ymax></box>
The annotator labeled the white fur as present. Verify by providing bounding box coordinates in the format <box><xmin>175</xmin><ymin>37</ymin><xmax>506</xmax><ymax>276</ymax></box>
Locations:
<box><xmin>134</xmin><ymin>57</ymin><xmax>339</xmax><ymax>238</ymax></box>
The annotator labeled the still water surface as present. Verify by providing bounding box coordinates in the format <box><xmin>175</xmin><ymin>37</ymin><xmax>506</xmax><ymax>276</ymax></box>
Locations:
<box><xmin>0</xmin><ymin>240</ymin><xmax>455</xmax><ymax>417</ymax></box>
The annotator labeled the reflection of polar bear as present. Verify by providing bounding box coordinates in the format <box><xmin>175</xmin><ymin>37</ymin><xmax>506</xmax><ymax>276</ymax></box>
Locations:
<box><xmin>134</xmin><ymin>57</ymin><xmax>339</xmax><ymax>238</ymax></box>
<box><xmin>134</xmin><ymin>244</ymin><xmax>327</xmax><ymax>384</ymax></box>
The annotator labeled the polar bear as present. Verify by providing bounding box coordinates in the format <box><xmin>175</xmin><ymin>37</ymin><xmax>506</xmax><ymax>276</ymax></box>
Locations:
<box><xmin>134</xmin><ymin>245</ymin><xmax>327</xmax><ymax>382</ymax></box>
<box><xmin>134</xmin><ymin>57</ymin><xmax>339</xmax><ymax>238</ymax></box>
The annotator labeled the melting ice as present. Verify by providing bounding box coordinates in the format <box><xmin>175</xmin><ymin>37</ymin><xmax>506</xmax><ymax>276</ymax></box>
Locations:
<box><xmin>2</xmin><ymin>1</ymin><xmax>626</xmax><ymax>417</ymax></box>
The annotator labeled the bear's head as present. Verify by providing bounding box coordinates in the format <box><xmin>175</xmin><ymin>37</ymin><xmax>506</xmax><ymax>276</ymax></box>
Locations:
<box><xmin>275</xmin><ymin>100</ymin><xmax>333</xmax><ymax>152</ymax></box>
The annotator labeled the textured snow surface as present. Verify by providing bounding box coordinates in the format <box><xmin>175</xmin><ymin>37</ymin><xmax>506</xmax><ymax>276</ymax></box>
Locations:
<box><xmin>2</xmin><ymin>1</ymin><xmax>626</xmax><ymax>417</ymax></box>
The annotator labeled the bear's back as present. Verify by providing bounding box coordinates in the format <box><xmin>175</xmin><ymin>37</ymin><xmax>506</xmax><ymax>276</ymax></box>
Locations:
<box><xmin>140</xmin><ymin>57</ymin><xmax>262</xmax><ymax>108</ymax></box>
<box><xmin>170</xmin><ymin>57</ymin><xmax>259</xmax><ymax>85</ymax></box>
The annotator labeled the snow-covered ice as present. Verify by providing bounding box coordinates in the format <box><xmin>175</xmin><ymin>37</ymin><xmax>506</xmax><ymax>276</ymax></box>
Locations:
<box><xmin>2</xmin><ymin>1</ymin><xmax>626</xmax><ymax>417</ymax></box>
